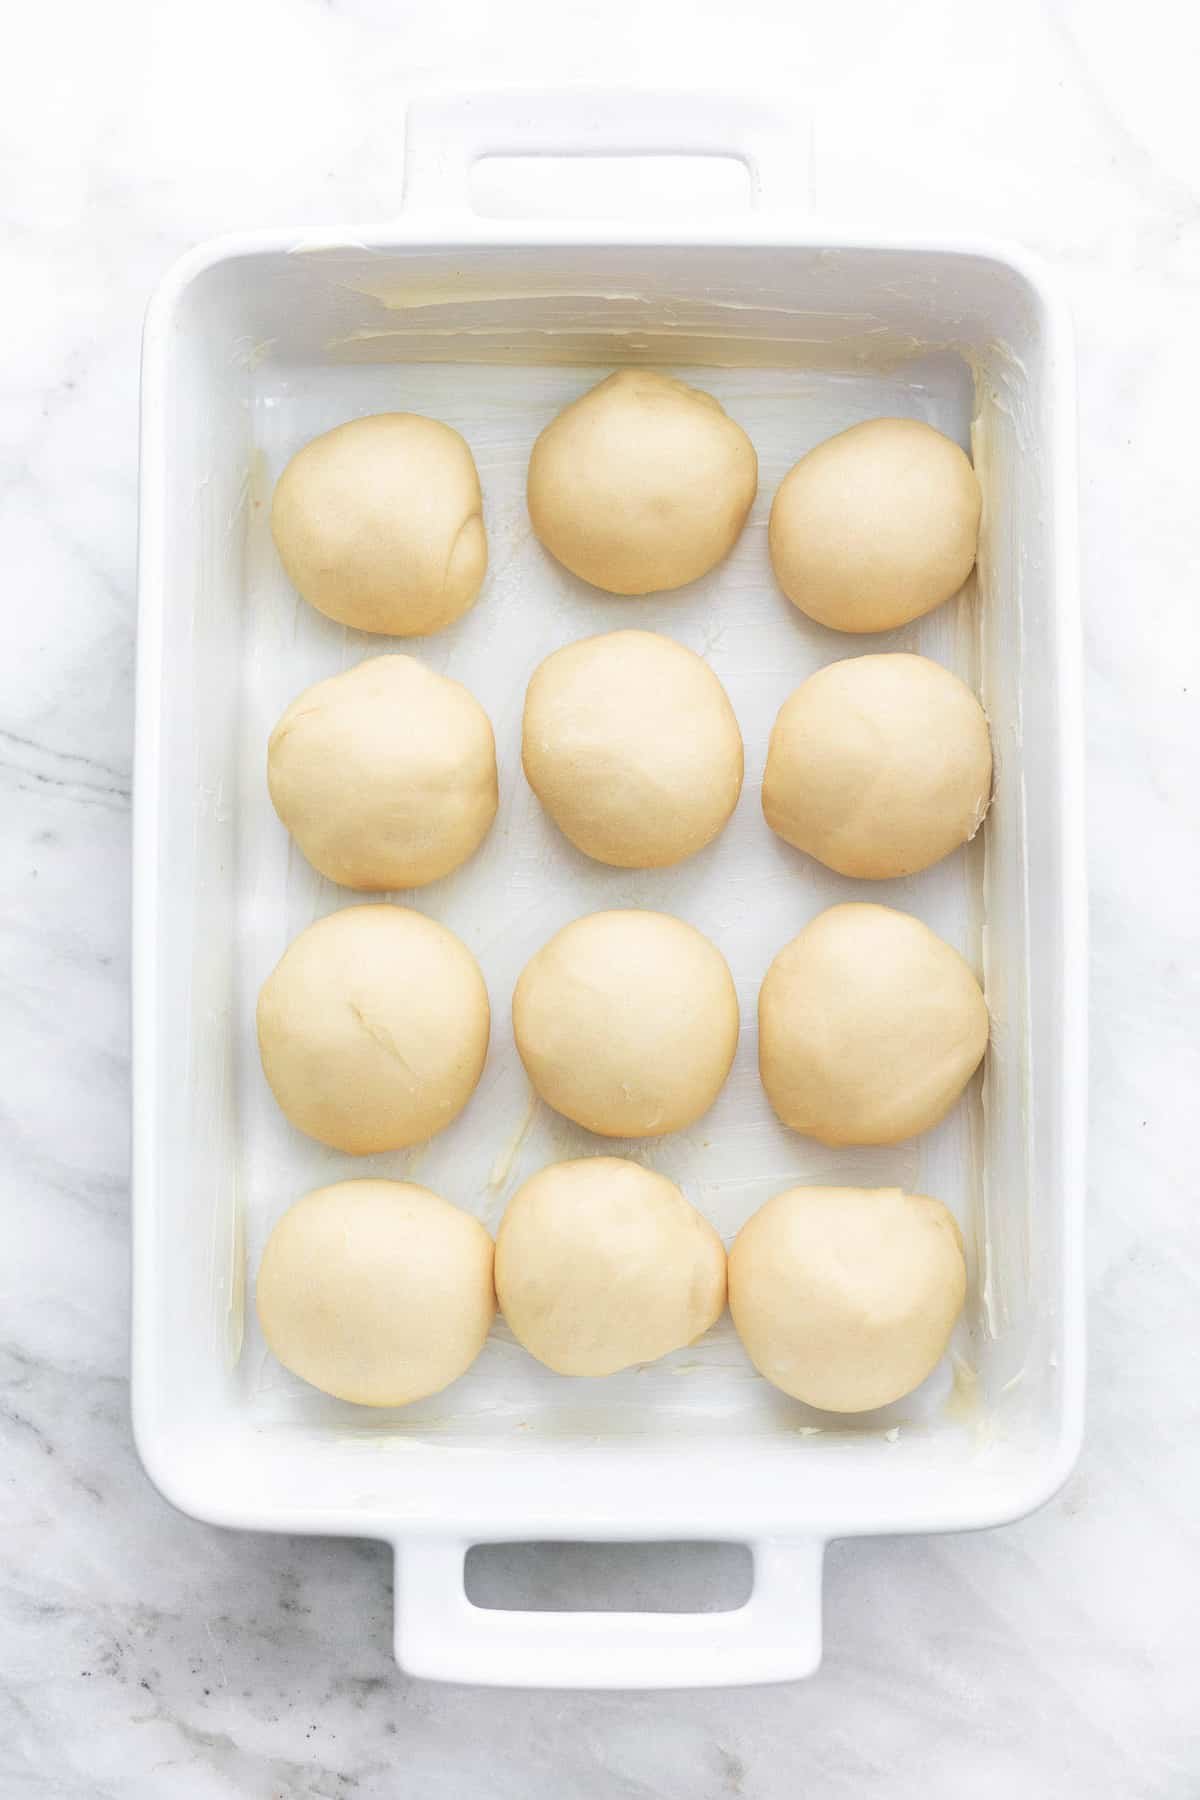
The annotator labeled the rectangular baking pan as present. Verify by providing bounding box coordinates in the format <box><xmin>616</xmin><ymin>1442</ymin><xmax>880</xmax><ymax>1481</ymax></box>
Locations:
<box><xmin>133</xmin><ymin>91</ymin><xmax>1086</xmax><ymax>1687</ymax></box>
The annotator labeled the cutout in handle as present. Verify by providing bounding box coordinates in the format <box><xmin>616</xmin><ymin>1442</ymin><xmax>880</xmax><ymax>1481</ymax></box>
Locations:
<box><xmin>470</xmin><ymin>153</ymin><xmax>755</xmax><ymax>220</ymax></box>
<box><xmin>465</xmin><ymin>1539</ymin><xmax>755</xmax><ymax>1613</ymax></box>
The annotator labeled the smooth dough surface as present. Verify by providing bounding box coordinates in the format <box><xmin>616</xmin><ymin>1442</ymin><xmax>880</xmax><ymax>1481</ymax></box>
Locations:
<box><xmin>527</xmin><ymin>370</ymin><xmax>757</xmax><ymax>594</ymax></box>
<box><xmin>728</xmin><ymin>1186</ymin><xmax>966</xmax><ymax>1412</ymax></box>
<box><xmin>257</xmin><ymin>905</ymin><xmax>489</xmax><ymax>1153</ymax></box>
<box><xmin>513</xmin><ymin>910</ymin><xmax>738</xmax><ymax>1138</ymax></box>
<box><xmin>768</xmin><ymin>418</ymin><xmax>981</xmax><ymax>632</ymax></box>
<box><xmin>256</xmin><ymin>1180</ymin><xmax>495</xmax><ymax>1406</ymax></box>
<box><xmin>270</xmin><ymin>413</ymin><xmax>487</xmax><ymax>635</ymax></box>
<box><xmin>758</xmin><ymin>903</ymin><xmax>988</xmax><ymax>1145</ymax></box>
<box><xmin>495</xmin><ymin>1157</ymin><xmax>727</xmax><ymax>1376</ymax></box>
<box><xmin>522</xmin><ymin>630</ymin><xmax>743</xmax><ymax>868</ymax></box>
<box><xmin>762</xmin><ymin>653</ymin><xmax>992</xmax><ymax>878</ymax></box>
<box><xmin>268</xmin><ymin>655</ymin><xmax>498</xmax><ymax>890</ymax></box>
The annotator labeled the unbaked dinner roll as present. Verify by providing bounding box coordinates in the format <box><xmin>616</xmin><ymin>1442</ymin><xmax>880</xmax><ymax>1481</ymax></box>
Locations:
<box><xmin>271</xmin><ymin>413</ymin><xmax>486</xmax><ymax>635</ymax></box>
<box><xmin>762</xmin><ymin>653</ymin><xmax>992</xmax><ymax>878</ymax></box>
<box><xmin>495</xmin><ymin>1157</ymin><xmax>726</xmax><ymax>1376</ymax></box>
<box><xmin>758</xmin><ymin>903</ymin><xmax>988</xmax><ymax>1145</ymax></box>
<box><xmin>728</xmin><ymin>1185</ymin><xmax>966</xmax><ymax>1412</ymax></box>
<box><xmin>769</xmin><ymin>418</ymin><xmax>981</xmax><ymax>632</ymax></box>
<box><xmin>513</xmin><ymin>910</ymin><xmax>739</xmax><ymax>1138</ymax></box>
<box><xmin>257</xmin><ymin>1180</ymin><xmax>495</xmax><ymax>1406</ymax></box>
<box><xmin>256</xmin><ymin>905</ymin><xmax>489</xmax><ymax>1153</ymax></box>
<box><xmin>522</xmin><ymin>629</ymin><xmax>743</xmax><ymax>868</ymax></box>
<box><xmin>267</xmin><ymin>655</ymin><xmax>498</xmax><ymax>890</ymax></box>
<box><xmin>527</xmin><ymin>370</ymin><xmax>757</xmax><ymax>594</ymax></box>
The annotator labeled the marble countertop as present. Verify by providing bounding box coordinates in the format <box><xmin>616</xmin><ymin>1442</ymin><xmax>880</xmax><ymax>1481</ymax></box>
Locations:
<box><xmin>4</xmin><ymin>0</ymin><xmax>1197</xmax><ymax>1792</ymax></box>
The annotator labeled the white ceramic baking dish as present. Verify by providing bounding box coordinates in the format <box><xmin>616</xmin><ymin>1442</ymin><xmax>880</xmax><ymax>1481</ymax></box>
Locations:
<box><xmin>133</xmin><ymin>92</ymin><xmax>1086</xmax><ymax>1688</ymax></box>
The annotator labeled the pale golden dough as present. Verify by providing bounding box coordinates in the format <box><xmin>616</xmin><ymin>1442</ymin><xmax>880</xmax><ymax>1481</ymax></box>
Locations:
<box><xmin>495</xmin><ymin>1157</ymin><xmax>727</xmax><ymax>1377</ymax></box>
<box><xmin>768</xmin><ymin>418</ymin><xmax>981</xmax><ymax>633</ymax></box>
<box><xmin>267</xmin><ymin>655</ymin><xmax>498</xmax><ymax>890</ymax></box>
<box><xmin>513</xmin><ymin>910</ymin><xmax>739</xmax><ymax>1139</ymax></box>
<box><xmin>256</xmin><ymin>1180</ymin><xmax>495</xmax><ymax>1406</ymax></box>
<box><xmin>527</xmin><ymin>370</ymin><xmax>757</xmax><ymax>594</ymax></box>
<box><xmin>728</xmin><ymin>1186</ymin><xmax>966</xmax><ymax>1412</ymax></box>
<box><xmin>758</xmin><ymin>903</ymin><xmax>988</xmax><ymax>1146</ymax></box>
<box><xmin>522</xmin><ymin>630</ymin><xmax>743</xmax><ymax>869</ymax></box>
<box><xmin>762</xmin><ymin>653</ymin><xmax>992</xmax><ymax>878</ymax></box>
<box><xmin>270</xmin><ymin>413</ymin><xmax>487</xmax><ymax>635</ymax></box>
<box><xmin>256</xmin><ymin>906</ymin><xmax>489</xmax><ymax>1153</ymax></box>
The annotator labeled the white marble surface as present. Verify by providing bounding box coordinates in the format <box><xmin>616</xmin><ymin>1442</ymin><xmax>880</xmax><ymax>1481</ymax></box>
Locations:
<box><xmin>3</xmin><ymin>0</ymin><xmax>1198</xmax><ymax>1791</ymax></box>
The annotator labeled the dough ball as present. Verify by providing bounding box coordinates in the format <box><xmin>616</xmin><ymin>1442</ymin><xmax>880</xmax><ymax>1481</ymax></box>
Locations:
<box><xmin>522</xmin><ymin>630</ymin><xmax>743</xmax><ymax>868</ymax></box>
<box><xmin>527</xmin><ymin>370</ymin><xmax>757</xmax><ymax>594</ymax></box>
<box><xmin>758</xmin><ymin>903</ymin><xmax>987</xmax><ymax>1145</ymax></box>
<box><xmin>257</xmin><ymin>905</ymin><xmax>489</xmax><ymax>1152</ymax></box>
<box><xmin>768</xmin><ymin>418</ymin><xmax>981</xmax><ymax>633</ymax></box>
<box><xmin>728</xmin><ymin>1186</ymin><xmax>966</xmax><ymax>1412</ymax></box>
<box><xmin>256</xmin><ymin>1180</ymin><xmax>495</xmax><ymax>1406</ymax></box>
<box><xmin>268</xmin><ymin>655</ymin><xmax>498</xmax><ymax>890</ymax></box>
<box><xmin>270</xmin><ymin>413</ymin><xmax>486</xmax><ymax>635</ymax></box>
<box><xmin>513</xmin><ymin>910</ymin><xmax>738</xmax><ymax>1138</ymax></box>
<box><xmin>495</xmin><ymin>1157</ymin><xmax>726</xmax><ymax>1376</ymax></box>
<box><xmin>762</xmin><ymin>653</ymin><xmax>992</xmax><ymax>878</ymax></box>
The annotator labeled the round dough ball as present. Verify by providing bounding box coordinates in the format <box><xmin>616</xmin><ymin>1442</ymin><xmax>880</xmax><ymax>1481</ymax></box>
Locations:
<box><xmin>496</xmin><ymin>1157</ymin><xmax>726</xmax><ymax>1376</ymax></box>
<box><xmin>268</xmin><ymin>655</ymin><xmax>498</xmax><ymax>890</ymax></box>
<box><xmin>527</xmin><ymin>370</ymin><xmax>757</xmax><ymax>594</ymax></box>
<box><xmin>257</xmin><ymin>1180</ymin><xmax>495</xmax><ymax>1406</ymax></box>
<box><xmin>758</xmin><ymin>904</ymin><xmax>987</xmax><ymax>1145</ymax></box>
<box><xmin>762</xmin><ymin>653</ymin><xmax>992</xmax><ymax>878</ymax></box>
<box><xmin>769</xmin><ymin>418</ymin><xmax>981</xmax><ymax>633</ymax></box>
<box><xmin>513</xmin><ymin>911</ymin><xmax>738</xmax><ymax>1138</ymax></box>
<box><xmin>270</xmin><ymin>413</ymin><xmax>487</xmax><ymax>635</ymax></box>
<box><xmin>257</xmin><ymin>905</ymin><xmax>489</xmax><ymax>1152</ymax></box>
<box><xmin>728</xmin><ymin>1186</ymin><xmax>966</xmax><ymax>1412</ymax></box>
<box><xmin>522</xmin><ymin>630</ymin><xmax>743</xmax><ymax>868</ymax></box>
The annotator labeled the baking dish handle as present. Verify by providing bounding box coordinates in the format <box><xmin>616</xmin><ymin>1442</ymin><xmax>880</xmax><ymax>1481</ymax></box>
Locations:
<box><xmin>402</xmin><ymin>89</ymin><xmax>807</xmax><ymax>215</ymax></box>
<box><xmin>393</xmin><ymin>1537</ymin><xmax>824</xmax><ymax>1688</ymax></box>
